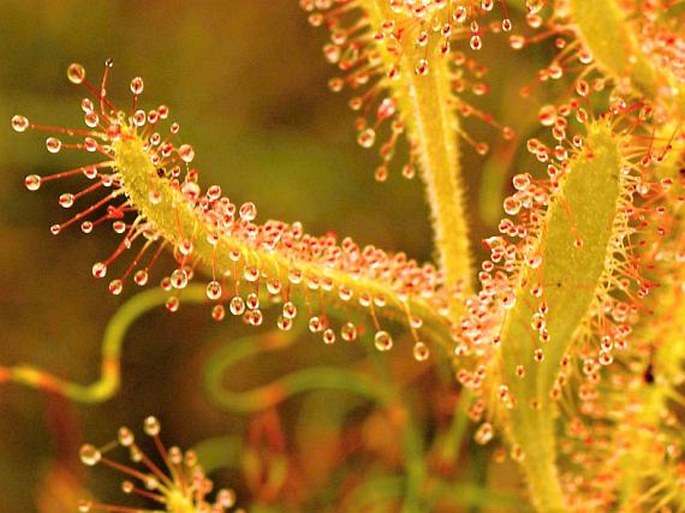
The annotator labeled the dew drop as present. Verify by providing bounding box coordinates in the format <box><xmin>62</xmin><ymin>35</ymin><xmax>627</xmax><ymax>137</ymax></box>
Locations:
<box><xmin>84</xmin><ymin>137</ymin><xmax>97</xmax><ymax>153</ymax></box>
<box><xmin>376</xmin><ymin>98</ymin><xmax>397</xmax><ymax>120</ymax></box>
<box><xmin>46</xmin><ymin>137</ymin><xmax>62</xmax><ymax>153</ymax></box>
<box><xmin>341</xmin><ymin>322</ymin><xmax>357</xmax><ymax>342</ymax></box>
<box><xmin>67</xmin><ymin>63</ymin><xmax>86</xmax><ymax>84</ymax></box>
<box><xmin>81</xmin><ymin>98</ymin><xmax>94</xmax><ymax>113</ymax></box>
<box><xmin>374</xmin><ymin>330</ymin><xmax>393</xmax><ymax>351</ymax></box>
<box><xmin>134</xmin><ymin>269</ymin><xmax>148</xmax><ymax>286</ymax></box>
<box><xmin>474</xmin><ymin>422</ymin><xmax>493</xmax><ymax>445</ymax></box>
<box><xmin>277</xmin><ymin>315</ymin><xmax>293</xmax><ymax>331</ymax></box>
<box><xmin>130</xmin><ymin>76</ymin><xmax>144</xmax><ymax>95</ymax></box>
<box><xmin>475</xmin><ymin>142</ymin><xmax>489</xmax><ymax>155</ymax></box>
<box><xmin>243</xmin><ymin>265</ymin><xmax>259</xmax><ymax>282</ymax></box>
<box><xmin>57</xmin><ymin>193</ymin><xmax>74</xmax><ymax>208</ymax></box>
<box><xmin>266</xmin><ymin>278</ymin><xmax>282</xmax><ymax>295</ymax></box>
<box><xmin>599</xmin><ymin>352</ymin><xmax>613</xmax><ymax>366</ymax></box>
<box><xmin>309</xmin><ymin>316</ymin><xmax>324</xmax><ymax>333</ymax></box>
<box><xmin>246</xmin><ymin>292</ymin><xmax>259</xmax><ymax>310</ymax></box>
<box><xmin>79</xmin><ymin>444</ymin><xmax>101</xmax><ymax>466</ymax></box>
<box><xmin>322</xmin><ymin>328</ymin><xmax>336</xmax><ymax>344</ymax></box>
<box><xmin>470</xmin><ymin>35</ymin><xmax>482</xmax><ymax>51</ymax></box>
<box><xmin>11</xmin><ymin>115</ymin><xmax>29</xmax><ymax>132</ymax></box>
<box><xmin>239</xmin><ymin>202</ymin><xmax>257</xmax><ymax>222</ymax></box>
<box><xmin>92</xmin><ymin>262</ymin><xmax>107</xmax><ymax>279</ymax></box>
<box><xmin>206</xmin><ymin>280</ymin><xmax>222</xmax><ymax>300</ymax></box>
<box><xmin>374</xmin><ymin>165</ymin><xmax>388</xmax><ymax>182</ymax></box>
<box><xmin>357</xmin><ymin>128</ymin><xmax>376</xmax><ymax>148</ymax></box>
<box><xmin>538</xmin><ymin>104</ymin><xmax>557</xmax><ymax>127</ymax></box>
<box><xmin>212</xmin><ymin>304</ymin><xmax>226</xmax><ymax>321</ymax></box>
<box><xmin>108</xmin><ymin>279</ymin><xmax>123</xmax><ymax>295</ymax></box>
<box><xmin>415</xmin><ymin>58</ymin><xmax>429</xmax><ymax>75</ymax></box>
<box><xmin>170</xmin><ymin>269</ymin><xmax>188</xmax><ymax>289</ymax></box>
<box><xmin>282</xmin><ymin>301</ymin><xmax>297</xmax><ymax>320</ymax></box>
<box><xmin>84</xmin><ymin>112</ymin><xmax>99</xmax><ymax>128</ymax></box>
<box><xmin>117</xmin><ymin>427</ymin><xmax>135</xmax><ymax>447</ymax></box>
<box><xmin>178</xmin><ymin>144</ymin><xmax>195</xmax><ymax>163</ymax></box>
<box><xmin>24</xmin><ymin>174</ymin><xmax>42</xmax><ymax>191</ymax></box>
<box><xmin>112</xmin><ymin>221</ymin><xmax>126</xmax><ymax>234</ymax></box>
<box><xmin>512</xmin><ymin>173</ymin><xmax>531</xmax><ymax>191</ymax></box>
<box><xmin>413</xmin><ymin>341</ymin><xmax>430</xmax><ymax>361</ymax></box>
<box><xmin>177</xmin><ymin>239</ymin><xmax>194</xmax><ymax>256</ymax></box>
<box><xmin>503</xmin><ymin>197</ymin><xmax>521</xmax><ymax>216</ymax></box>
<box><xmin>246</xmin><ymin>309</ymin><xmax>263</xmax><ymax>326</ymax></box>
<box><xmin>143</xmin><ymin>416</ymin><xmax>161</xmax><ymax>436</ymax></box>
<box><xmin>166</xmin><ymin>296</ymin><xmax>180</xmax><ymax>312</ymax></box>
<box><xmin>229</xmin><ymin>296</ymin><xmax>246</xmax><ymax>316</ymax></box>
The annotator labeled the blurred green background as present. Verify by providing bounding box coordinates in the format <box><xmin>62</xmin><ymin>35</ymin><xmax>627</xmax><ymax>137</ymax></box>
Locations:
<box><xmin>0</xmin><ymin>1</ymin><xmax>552</xmax><ymax>511</ymax></box>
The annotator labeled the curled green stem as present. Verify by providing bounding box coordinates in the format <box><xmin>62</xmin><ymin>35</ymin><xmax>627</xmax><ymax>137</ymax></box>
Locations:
<box><xmin>0</xmin><ymin>285</ymin><xmax>207</xmax><ymax>402</ymax></box>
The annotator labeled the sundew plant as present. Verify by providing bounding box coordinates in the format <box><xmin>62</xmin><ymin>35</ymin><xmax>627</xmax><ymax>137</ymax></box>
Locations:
<box><xmin>2</xmin><ymin>1</ymin><xmax>685</xmax><ymax>512</ymax></box>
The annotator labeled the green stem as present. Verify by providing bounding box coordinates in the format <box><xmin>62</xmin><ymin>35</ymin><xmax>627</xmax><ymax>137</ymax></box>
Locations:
<box><xmin>203</xmin><ymin>332</ymin><xmax>385</xmax><ymax>412</ymax></box>
<box><xmin>360</xmin><ymin>1</ymin><xmax>473</xmax><ymax>294</ymax></box>
<box><xmin>400</xmin><ymin>57</ymin><xmax>472</xmax><ymax>292</ymax></box>
<box><xmin>367</xmin><ymin>342</ymin><xmax>426</xmax><ymax>513</ymax></box>
<box><xmin>0</xmin><ymin>285</ymin><xmax>206</xmax><ymax>402</ymax></box>
<box><xmin>497</xmin><ymin>122</ymin><xmax>626</xmax><ymax>512</ymax></box>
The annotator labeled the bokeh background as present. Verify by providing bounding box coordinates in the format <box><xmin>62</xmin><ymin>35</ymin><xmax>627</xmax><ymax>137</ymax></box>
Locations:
<box><xmin>0</xmin><ymin>1</ymin><xmax>555</xmax><ymax>511</ymax></box>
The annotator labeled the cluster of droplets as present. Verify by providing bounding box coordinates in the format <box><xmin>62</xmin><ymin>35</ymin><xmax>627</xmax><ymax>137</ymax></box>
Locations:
<box><xmin>302</xmin><ymin>0</ymin><xmax>418</xmax><ymax>181</ymax></box>
<box><xmin>301</xmin><ymin>0</ymin><xmax>514</xmax><ymax>181</ymax></box>
<box><xmin>78</xmin><ymin>416</ymin><xmax>243</xmax><ymax>513</ymax></box>
<box><xmin>12</xmin><ymin>62</ymin><xmax>453</xmax><ymax>362</ymax></box>
<box><xmin>385</xmin><ymin>0</ymin><xmax>514</xmax><ymax>52</ymax></box>
<box><xmin>552</xmin><ymin>123</ymin><xmax>685</xmax><ymax>510</ymax></box>
<box><xmin>452</xmin><ymin>86</ymin><xmax>676</xmax><ymax>453</ymax></box>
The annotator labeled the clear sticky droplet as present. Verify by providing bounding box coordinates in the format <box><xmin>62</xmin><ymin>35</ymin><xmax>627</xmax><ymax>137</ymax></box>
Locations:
<box><xmin>59</xmin><ymin>193</ymin><xmax>75</xmax><ymax>208</ymax></box>
<box><xmin>229</xmin><ymin>296</ymin><xmax>246</xmax><ymax>316</ymax></box>
<box><xmin>178</xmin><ymin>144</ymin><xmax>195</xmax><ymax>163</ymax></box>
<box><xmin>79</xmin><ymin>444</ymin><xmax>101</xmax><ymax>466</ymax></box>
<box><xmin>143</xmin><ymin>416</ymin><xmax>161</xmax><ymax>436</ymax></box>
<box><xmin>341</xmin><ymin>322</ymin><xmax>357</xmax><ymax>342</ymax></box>
<box><xmin>474</xmin><ymin>422</ymin><xmax>494</xmax><ymax>445</ymax></box>
<box><xmin>538</xmin><ymin>104</ymin><xmax>557</xmax><ymax>127</ymax></box>
<box><xmin>322</xmin><ymin>328</ymin><xmax>336</xmax><ymax>344</ymax></box>
<box><xmin>46</xmin><ymin>137</ymin><xmax>62</xmax><ymax>153</ymax></box>
<box><xmin>117</xmin><ymin>427</ymin><xmax>135</xmax><ymax>447</ymax></box>
<box><xmin>11</xmin><ymin>115</ymin><xmax>29</xmax><ymax>132</ymax></box>
<box><xmin>134</xmin><ymin>269</ymin><xmax>148</xmax><ymax>286</ymax></box>
<box><xmin>67</xmin><ymin>63</ymin><xmax>86</xmax><ymax>84</ymax></box>
<box><xmin>92</xmin><ymin>262</ymin><xmax>107</xmax><ymax>279</ymax></box>
<box><xmin>24</xmin><ymin>174</ymin><xmax>42</xmax><ymax>191</ymax></box>
<box><xmin>413</xmin><ymin>341</ymin><xmax>430</xmax><ymax>361</ymax></box>
<box><xmin>130</xmin><ymin>76</ymin><xmax>144</xmax><ymax>95</ymax></box>
<box><xmin>108</xmin><ymin>279</ymin><xmax>123</xmax><ymax>295</ymax></box>
<box><xmin>239</xmin><ymin>202</ymin><xmax>257</xmax><ymax>222</ymax></box>
<box><xmin>374</xmin><ymin>330</ymin><xmax>393</xmax><ymax>351</ymax></box>
<box><xmin>357</xmin><ymin>128</ymin><xmax>376</xmax><ymax>148</ymax></box>
<box><xmin>206</xmin><ymin>280</ymin><xmax>222</xmax><ymax>300</ymax></box>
